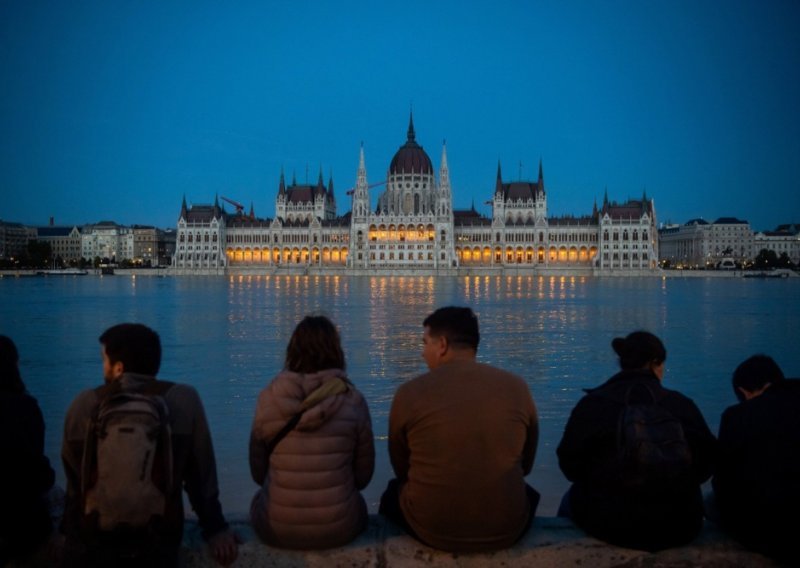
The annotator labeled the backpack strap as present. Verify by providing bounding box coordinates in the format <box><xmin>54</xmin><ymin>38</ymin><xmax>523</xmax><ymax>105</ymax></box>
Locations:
<box><xmin>263</xmin><ymin>376</ymin><xmax>350</xmax><ymax>458</ymax></box>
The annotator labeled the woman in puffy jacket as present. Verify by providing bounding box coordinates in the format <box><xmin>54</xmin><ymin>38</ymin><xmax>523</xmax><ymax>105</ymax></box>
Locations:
<box><xmin>249</xmin><ymin>315</ymin><xmax>375</xmax><ymax>549</ymax></box>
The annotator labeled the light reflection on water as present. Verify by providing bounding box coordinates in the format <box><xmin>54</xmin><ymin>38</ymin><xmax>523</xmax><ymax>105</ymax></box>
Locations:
<box><xmin>1</xmin><ymin>275</ymin><xmax>798</xmax><ymax>517</ymax></box>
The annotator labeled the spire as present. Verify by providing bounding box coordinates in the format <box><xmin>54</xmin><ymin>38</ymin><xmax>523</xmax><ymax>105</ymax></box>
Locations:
<box><xmin>603</xmin><ymin>187</ymin><xmax>609</xmax><ymax>208</ymax></box>
<box><xmin>439</xmin><ymin>139</ymin><xmax>450</xmax><ymax>191</ymax></box>
<box><xmin>495</xmin><ymin>161</ymin><xmax>503</xmax><ymax>195</ymax></box>
<box><xmin>537</xmin><ymin>158</ymin><xmax>544</xmax><ymax>193</ymax></box>
<box><xmin>407</xmin><ymin>111</ymin><xmax>416</xmax><ymax>143</ymax></box>
<box><xmin>213</xmin><ymin>194</ymin><xmax>221</xmax><ymax>218</ymax></box>
<box><xmin>316</xmin><ymin>166</ymin><xmax>325</xmax><ymax>196</ymax></box>
<box><xmin>327</xmin><ymin>171</ymin><xmax>335</xmax><ymax>202</ymax></box>
<box><xmin>278</xmin><ymin>167</ymin><xmax>286</xmax><ymax>196</ymax></box>
<box><xmin>292</xmin><ymin>170</ymin><xmax>297</xmax><ymax>186</ymax></box>
<box><xmin>180</xmin><ymin>194</ymin><xmax>188</xmax><ymax>219</ymax></box>
<box><xmin>249</xmin><ymin>202</ymin><xmax>255</xmax><ymax>219</ymax></box>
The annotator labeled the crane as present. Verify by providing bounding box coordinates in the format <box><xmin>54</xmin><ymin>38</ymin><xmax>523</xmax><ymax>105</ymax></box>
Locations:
<box><xmin>220</xmin><ymin>196</ymin><xmax>245</xmax><ymax>215</ymax></box>
<box><xmin>345</xmin><ymin>181</ymin><xmax>386</xmax><ymax>196</ymax></box>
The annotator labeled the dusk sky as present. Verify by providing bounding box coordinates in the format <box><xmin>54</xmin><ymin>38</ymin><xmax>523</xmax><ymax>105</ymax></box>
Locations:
<box><xmin>2</xmin><ymin>0</ymin><xmax>798</xmax><ymax>232</ymax></box>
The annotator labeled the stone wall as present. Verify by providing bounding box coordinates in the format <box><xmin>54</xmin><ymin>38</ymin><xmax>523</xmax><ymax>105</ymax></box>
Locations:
<box><xmin>178</xmin><ymin>515</ymin><xmax>786</xmax><ymax>568</ymax></box>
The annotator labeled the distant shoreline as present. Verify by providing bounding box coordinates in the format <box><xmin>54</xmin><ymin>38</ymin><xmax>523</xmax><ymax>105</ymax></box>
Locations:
<box><xmin>2</xmin><ymin>267</ymin><xmax>797</xmax><ymax>279</ymax></box>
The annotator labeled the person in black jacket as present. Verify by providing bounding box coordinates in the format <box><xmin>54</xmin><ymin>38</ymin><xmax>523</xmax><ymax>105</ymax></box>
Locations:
<box><xmin>0</xmin><ymin>335</ymin><xmax>55</xmax><ymax>565</ymax></box>
<box><xmin>557</xmin><ymin>331</ymin><xmax>717</xmax><ymax>551</ymax></box>
<box><xmin>712</xmin><ymin>355</ymin><xmax>799</xmax><ymax>563</ymax></box>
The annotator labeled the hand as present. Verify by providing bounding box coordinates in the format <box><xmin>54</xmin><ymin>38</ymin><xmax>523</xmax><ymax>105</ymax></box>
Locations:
<box><xmin>208</xmin><ymin>529</ymin><xmax>241</xmax><ymax>566</ymax></box>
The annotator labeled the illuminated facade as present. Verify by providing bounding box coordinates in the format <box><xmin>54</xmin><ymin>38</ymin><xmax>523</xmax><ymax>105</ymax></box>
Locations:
<box><xmin>172</xmin><ymin>116</ymin><xmax>659</xmax><ymax>274</ymax></box>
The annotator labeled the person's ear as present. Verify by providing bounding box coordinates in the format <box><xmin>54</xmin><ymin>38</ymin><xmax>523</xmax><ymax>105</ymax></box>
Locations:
<box><xmin>437</xmin><ymin>334</ymin><xmax>449</xmax><ymax>357</ymax></box>
<box><xmin>110</xmin><ymin>360</ymin><xmax>124</xmax><ymax>379</ymax></box>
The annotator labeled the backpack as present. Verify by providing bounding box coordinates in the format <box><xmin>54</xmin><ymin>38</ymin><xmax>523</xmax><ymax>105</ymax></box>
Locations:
<box><xmin>615</xmin><ymin>381</ymin><xmax>693</xmax><ymax>490</ymax></box>
<box><xmin>81</xmin><ymin>380</ymin><xmax>174</xmax><ymax>532</ymax></box>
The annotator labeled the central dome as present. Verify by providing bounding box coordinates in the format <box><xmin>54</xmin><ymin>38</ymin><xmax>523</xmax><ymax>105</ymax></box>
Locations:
<box><xmin>389</xmin><ymin>114</ymin><xmax>433</xmax><ymax>175</ymax></box>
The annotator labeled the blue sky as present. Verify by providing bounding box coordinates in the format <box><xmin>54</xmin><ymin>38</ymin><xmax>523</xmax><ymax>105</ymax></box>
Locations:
<box><xmin>1</xmin><ymin>0</ymin><xmax>798</xmax><ymax>231</ymax></box>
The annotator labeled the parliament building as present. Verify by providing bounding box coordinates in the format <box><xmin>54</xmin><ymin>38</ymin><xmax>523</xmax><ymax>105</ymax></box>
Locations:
<box><xmin>173</xmin><ymin>116</ymin><xmax>658</xmax><ymax>275</ymax></box>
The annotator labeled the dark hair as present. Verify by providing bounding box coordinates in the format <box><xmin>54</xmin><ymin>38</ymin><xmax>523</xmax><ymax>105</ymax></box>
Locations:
<box><xmin>0</xmin><ymin>335</ymin><xmax>26</xmax><ymax>394</ymax></box>
<box><xmin>285</xmin><ymin>315</ymin><xmax>346</xmax><ymax>374</ymax></box>
<box><xmin>99</xmin><ymin>323</ymin><xmax>162</xmax><ymax>376</ymax></box>
<box><xmin>611</xmin><ymin>331</ymin><xmax>666</xmax><ymax>371</ymax></box>
<box><xmin>423</xmin><ymin>306</ymin><xmax>480</xmax><ymax>351</ymax></box>
<box><xmin>732</xmin><ymin>354</ymin><xmax>784</xmax><ymax>401</ymax></box>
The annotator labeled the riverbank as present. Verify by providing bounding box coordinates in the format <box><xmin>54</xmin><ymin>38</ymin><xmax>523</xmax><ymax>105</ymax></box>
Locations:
<box><xmin>2</xmin><ymin>267</ymin><xmax>797</xmax><ymax>278</ymax></box>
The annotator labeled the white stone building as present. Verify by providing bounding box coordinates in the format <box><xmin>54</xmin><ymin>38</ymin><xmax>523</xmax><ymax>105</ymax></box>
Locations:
<box><xmin>172</xmin><ymin>116</ymin><xmax>659</xmax><ymax>274</ymax></box>
<box><xmin>658</xmin><ymin>217</ymin><xmax>753</xmax><ymax>267</ymax></box>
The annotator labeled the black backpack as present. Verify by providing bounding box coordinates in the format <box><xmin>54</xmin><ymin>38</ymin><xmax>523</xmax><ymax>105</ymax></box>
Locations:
<box><xmin>81</xmin><ymin>380</ymin><xmax>174</xmax><ymax>533</ymax></box>
<box><xmin>614</xmin><ymin>381</ymin><xmax>693</xmax><ymax>490</ymax></box>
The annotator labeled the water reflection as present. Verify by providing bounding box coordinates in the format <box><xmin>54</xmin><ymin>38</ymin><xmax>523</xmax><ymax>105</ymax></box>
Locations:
<box><xmin>1</xmin><ymin>275</ymin><xmax>798</xmax><ymax>517</ymax></box>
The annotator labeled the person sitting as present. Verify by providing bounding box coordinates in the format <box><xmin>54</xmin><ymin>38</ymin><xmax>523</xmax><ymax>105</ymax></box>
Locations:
<box><xmin>0</xmin><ymin>335</ymin><xmax>56</xmax><ymax>565</ymax></box>
<box><xmin>380</xmin><ymin>306</ymin><xmax>540</xmax><ymax>553</ymax></box>
<box><xmin>557</xmin><ymin>331</ymin><xmax>716</xmax><ymax>551</ymax></box>
<box><xmin>249</xmin><ymin>315</ymin><xmax>375</xmax><ymax>549</ymax></box>
<box><xmin>61</xmin><ymin>323</ymin><xmax>238</xmax><ymax>567</ymax></box>
<box><xmin>712</xmin><ymin>354</ymin><xmax>800</xmax><ymax>563</ymax></box>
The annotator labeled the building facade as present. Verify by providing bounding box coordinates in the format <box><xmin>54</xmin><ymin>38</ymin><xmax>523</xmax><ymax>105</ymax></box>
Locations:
<box><xmin>753</xmin><ymin>224</ymin><xmax>800</xmax><ymax>265</ymax></box>
<box><xmin>35</xmin><ymin>225</ymin><xmax>83</xmax><ymax>263</ymax></box>
<box><xmin>659</xmin><ymin>217</ymin><xmax>753</xmax><ymax>267</ymax></box>
<box><xmin>172</xmin><ymin>117</ymin><xmax>659</xmax><ymax>274</ymax></box>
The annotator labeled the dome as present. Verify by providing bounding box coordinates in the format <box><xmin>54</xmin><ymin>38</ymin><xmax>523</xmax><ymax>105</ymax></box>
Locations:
<box><xmin>389</xmin><ymin>114</ymin><xmax>433</xmax><ymax>175</ymax></box>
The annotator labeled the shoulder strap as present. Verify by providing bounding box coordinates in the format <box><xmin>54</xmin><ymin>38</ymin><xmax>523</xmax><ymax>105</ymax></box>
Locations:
<box><xmin>264</xmin><ymin>377</ymin><xmax>350</xmax><ymax>457</ymax></box>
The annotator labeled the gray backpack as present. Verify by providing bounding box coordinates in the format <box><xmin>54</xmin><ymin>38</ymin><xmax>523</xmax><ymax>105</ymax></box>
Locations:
<box><xmin>81</xmin><ymin>381</ymin><xmax>174</xmax><ymax>532</ymax></box>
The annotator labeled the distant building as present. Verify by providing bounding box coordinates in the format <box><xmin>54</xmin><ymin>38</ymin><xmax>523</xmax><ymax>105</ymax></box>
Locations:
<box><xmin>173</xmin><ymin>115</ymin><xmax>659</xmax><ymax>274</ymax></box>
<box><xmin>658</xmin><ymin>217</ymin><xmax>753</xmax><ymax>267</ymax></box>
<box><xmin>35</xmin><ymin>225</ymin><xmax>83</xmax><ymax>263</ymax></box>
<box><xmin>132</xmin><ymin>225</ymin><xmax>171</xmax><ymax>266</ymax></box>
<box><xmin>81</xmin><ymin>221</ymin><xmax>134</xmax><ymax>262</ymax></box>
<box><xmin>754</xmin><ymin>224</ymin><xmax>800</xmax><ymax>264</ymax></box>
<box><xmin>0</xmin><ymin>221</ymin><xmax>32</xmax><ymax>262</ymax></box>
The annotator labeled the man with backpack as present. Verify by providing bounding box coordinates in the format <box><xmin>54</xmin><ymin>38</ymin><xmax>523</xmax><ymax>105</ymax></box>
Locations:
<box><xmin>556</xmin><ymin>331</ymin><xmax>717</xmax><ymax>551</ymax></box>
<box><xmin>61</xmin><ymin>323</ymin><xmax>238</xmax><ymax>567</ymax></box>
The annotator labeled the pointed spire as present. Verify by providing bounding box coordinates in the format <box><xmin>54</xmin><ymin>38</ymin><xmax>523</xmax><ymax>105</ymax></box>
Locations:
<box><xmin>180</xmin><ymin>194</ymin><xmax>188</xmax><ymax>219</ymax></box>
<box><xmin>495</xmin><ymin>161</ymin><xmax>503</xmax><ymax>195</ymax></box>
<box><xmin>316</xmin><ymin>165</ymin><xmax>325</xmax><ymax>196</ymax></box>
<box><xmin>249</xmin><ymin>202</ymin><xmax>255</xmax><ymax>219</ymax></box>
<box><xmin>537</xmin><ymin>158</ymin><xmax>544</xmax><ymax>193</ymax></box>
<box><xmin>292</xmin><ymin>170</ymin><xmax>297</xmax><ymax>186</ymax></box>
<box><xmin>278</xmin><ymin>167</ymin><xmax>286</xmax><ymax>196</ymax></box>
<box><xmin>407</xmin><ymin>111</ymin><xmax>416</xmax><ymax>143</ymax></box>
<box><xmin>213</xmin><ymin>194</ymin><xmax>221</xmax><ymax>218</ymax></box>
<box><xmin>603</xmin><ymin>187</ymin><xmax>609</xmax><ymax>208</ymax></box>
<box><xmin>327</xmin><ymin>170</ymin><xmax>334</xmax><ymax>202</ymax></box>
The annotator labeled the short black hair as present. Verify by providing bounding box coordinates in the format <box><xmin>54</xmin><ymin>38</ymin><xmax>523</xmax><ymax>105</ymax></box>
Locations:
<box><xmin>99</xmin><ymin>323</ymin><xmax>162</xmax><ymax>376</ymax></box>
<box><xmin>423</xmin><ymin>306</ymin><xmax>480</xmax><ymax>351</ymax></box>
<box><xmin>611</xmin><ymin>330</ymin><xmax>666</xmax><ymax>371</ymax></box>
<box><xmin>732</xmin><ymin>354</ymin><xmax>784</xmax><ymax>401</ymax></box>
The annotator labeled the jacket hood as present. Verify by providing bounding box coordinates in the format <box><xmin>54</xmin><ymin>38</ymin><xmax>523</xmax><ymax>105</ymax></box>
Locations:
<box><xmin>267</xmin><ymin>368</ymin><xmax>351</xmax><ymax>432</ymax></box>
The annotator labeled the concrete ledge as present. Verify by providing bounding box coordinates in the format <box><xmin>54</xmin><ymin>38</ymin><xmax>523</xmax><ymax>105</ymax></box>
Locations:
<box><xmin>180</xmin><ymin>515</ymin><xmax>787</xmax><ymax>567</ymax></box>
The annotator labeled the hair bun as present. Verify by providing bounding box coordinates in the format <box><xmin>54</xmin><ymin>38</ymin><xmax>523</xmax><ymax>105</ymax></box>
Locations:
<box><xmin>611</xmin><ymin>337</ymin><xmax>627</xmax><ymax>357</ymax></box>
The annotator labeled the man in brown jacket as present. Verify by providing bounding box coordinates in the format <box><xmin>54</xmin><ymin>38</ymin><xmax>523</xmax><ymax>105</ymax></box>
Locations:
<box><xmin>380</xmin><ymin>306</ymin><xmax>539</xmax><ymax>552</ymax></box>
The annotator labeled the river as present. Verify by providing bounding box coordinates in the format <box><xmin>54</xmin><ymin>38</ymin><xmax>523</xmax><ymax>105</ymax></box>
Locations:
<box><xmin>1</xmin><ymin>274</ymin><xmax>798</xmax><ymax>516</ymax></box>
